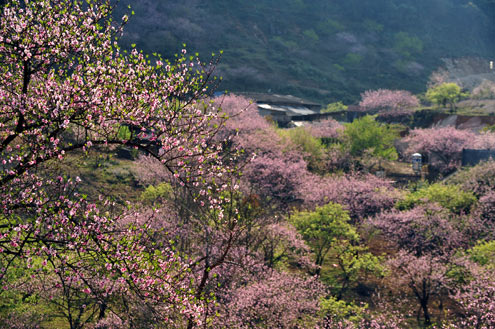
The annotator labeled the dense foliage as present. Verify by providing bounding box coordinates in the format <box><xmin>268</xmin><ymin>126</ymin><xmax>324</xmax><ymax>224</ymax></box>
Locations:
<box><xmin>343</xmin><ymin>116</ymin><xmax>399</xmax><ymax>170</ymax></box>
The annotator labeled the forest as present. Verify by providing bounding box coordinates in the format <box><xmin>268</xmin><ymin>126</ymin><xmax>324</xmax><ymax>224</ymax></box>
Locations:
<box><xmin>1</xmin><ymin>0</ymin><xmax>495</xmax><ymax>329</ymax></box>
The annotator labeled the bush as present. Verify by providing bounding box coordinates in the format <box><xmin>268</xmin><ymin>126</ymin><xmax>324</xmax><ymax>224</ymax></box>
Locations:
<box><xmin>397</xmin><ymin>183</ymin><xmax>476</xmax><ymax>214</ymax></box>
<box><xmin>140</xmin><ymin>182</ymin><xmax>173</xmax><ymax>204</ymax></box>
<box><xmin>320</xmin><ymin>296</ymin><xmax>367</xmax><ymax>324</ymax></box>
<box><xmin>277</xmin><ymin>126</ymin><xmax>327</xmax><ymax>172</ymax></box>
<box><xmin>425</xmin><ymin>82</ymin><xmax>467</xmax><ymax>111</ymax></box>
<box><xmin>468</xmin><ymin>240</ymin><xmax>495</xmax><ymax>268</ymax></box>
<box><xmin>322</xmin><ymin>101</ymin><xmax>348</xmax><ymax>113</ymax></box>
<box><xmin>343</xmin><ymin>116</ymin><xmax>399</xmax><ymax>160</ymax></box>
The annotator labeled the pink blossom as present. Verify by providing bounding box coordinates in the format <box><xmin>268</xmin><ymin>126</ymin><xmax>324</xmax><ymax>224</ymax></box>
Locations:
<box><xmin>359</xmin><ymin>89</ymin><xmax>419</xmax><ymax>117</ymax></box>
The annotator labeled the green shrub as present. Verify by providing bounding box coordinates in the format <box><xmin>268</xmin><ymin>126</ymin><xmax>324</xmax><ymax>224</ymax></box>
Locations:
<box><xmin>397</xmin><ymin>183</ymin><xmax>476</xmax><ymax>213</ymax></box>
<box><xmin>322</xmin><ymin>101</ymin><xmax>348</xmax><ymax>113</ymax></box>
<box><xmin>320</xmin><ymin>296</ymin><xmax>367</xmax><ymax>324</ymax></box>
<box><xmin>117</xmin><ymin>125</ymin><xmax>132</xmax><ymax>140</ymax></box>
<box><xmin>277</xmin><ymin>127</ymin><xmax>326</xmax><ymax>171</ymax></box>
<box><xmin>141</xmin><ymin>182</ymin><xmax>173</xmax><ymax>204</ymax></box>
<box><xmin>468</xmin><ymin>240</ymin><xmax>495</xmax><ymax>268</ymax></box>
<box><xmin>425</xmin><ymin>82</ymin><xmax>468</xmax><ymax>111</ymax></box>
<box><xmin>343</xmin><ymin>115</ymin><xmax>398</xmax><ymax>160</ymax></box>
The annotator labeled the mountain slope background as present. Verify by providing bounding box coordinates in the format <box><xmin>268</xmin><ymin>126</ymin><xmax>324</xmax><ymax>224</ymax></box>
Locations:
<box><xmin>116</xmin><ymin>0</ymin><xmax>495</xmax><ymax>104</ymax></box>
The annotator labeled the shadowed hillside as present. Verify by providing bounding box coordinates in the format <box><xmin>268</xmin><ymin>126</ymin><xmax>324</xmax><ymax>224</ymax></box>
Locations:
<box><xmin>116</xmin><ymin>0</ymin><xmax>494</xmax><ymax>104</ymax></box>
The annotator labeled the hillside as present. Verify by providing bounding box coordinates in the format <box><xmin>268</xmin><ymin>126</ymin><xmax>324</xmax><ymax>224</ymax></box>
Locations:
<box><xmin>116</xmin><ymin>0</ymin><xmax>495</xmax><ymax>104</ymax></box>
<box><xmin>3</xmin><ymin>2</ymin><xmax>495</xmax><ymax>327</ymax></box>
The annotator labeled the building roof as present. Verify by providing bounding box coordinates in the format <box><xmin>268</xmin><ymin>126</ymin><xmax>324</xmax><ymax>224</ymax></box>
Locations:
<box><xmin>257</xmin><ymin>103</ymin><xmax>317</xmax><ymax>116</ymax></box>
<box><xmin>238</xmin><ymin>92</ymin><xmax>321</xmax><ymax>110</ymax></box>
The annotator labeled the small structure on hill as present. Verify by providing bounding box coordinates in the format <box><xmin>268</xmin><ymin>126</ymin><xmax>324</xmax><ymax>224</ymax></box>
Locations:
<box><xmin>239</xmin><ymin>92</ymin><xmax>321</xmax><ymax>126</ymax></box>
<box><xmin>412</xmin><ymin>153</ymin><xmax>423</xmax><ymax>175</ymax></box>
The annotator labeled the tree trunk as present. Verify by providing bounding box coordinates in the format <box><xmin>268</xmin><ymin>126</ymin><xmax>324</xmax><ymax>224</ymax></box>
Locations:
<box><xmin>420</xmin><ymin>299</ymin><xmax>431</xmax><ymax>327</ymax></box>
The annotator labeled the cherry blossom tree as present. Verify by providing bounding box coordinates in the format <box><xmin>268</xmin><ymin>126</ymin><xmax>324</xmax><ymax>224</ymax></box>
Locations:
<box><xmin>371</xmin><ymin>204</ymin><xmax>463</xmax><ymax>257</ymax></box>
<box><xmin>205</xmin><ymin>94</ymin><xmax>312</xmax><ymax>214</ymax></box>
<box><xmin>242</xmin><ymin>150</ymin><xmax>308</xmax><ymax>211</ymax></box>
<box><xmin>220</xmin><ymin>114</ymin><xmax>309</xmax><ymax>213</ymax></box>
<box><xmin>472</xmin><ymin>191</ymin><xmax>495</xmax><ymax>238</ymax></box>
<box><xmin>433</xmin><ymin>260</ymin><xmax>495</xmax><ymax>329</ymax></box>
<box><xmin>0</xmin><ymin>0</ymin><xmax>230</xmax><ymax>326</ymax></box>
<box><xmin>370</xmin><ymin>204</ymin><xmax>470</xmax><ymax>327</ymax></box>
<box><xmin>126</xmin><ymin>154</ymin><xmax>320</xmax><ymax>328</ymax></box>
<box><xmin>127</xmin><ymin>95</ymin><xmax>328</xmax><ymax>327</ymax></box>
<box><xmin>402</xmin><ymin>127</ymin><xmax>475</xmax><ymax>176</ymax></box>
<box><xmin>402</xmin><ymin>129</ymin><xmax>495</xmax><ymax>177</ymax></box>
<box><xmin>308</xmin><ymin>118</ymin><xmax>343</xmax><ymax>140</ymax></box>
<box><xmin>129</xmin><ymin>193</ymin><xmax>324</xmax><ymax>329</ymax></box>
<box><xmin>359</xmin><ymin>89</ymin><xmax>419</xmax><ymax>117</ymax></box>
<box><xmin>212</xmin><ymin>94</ymin><xmax>268</xmax><ymax>140</ymax></box>
<box><xmin>386</xmin><ymin>251</ymin><xmax>451</xmax><ymax>327</ymax></box>
<box><xmin>218</xmin><ymin>270</ymin><xmax>325</xmax><ymax>329</ymax></box>
<box><xmin>2</xmin><ymin>203</ymin><xmax>207</xmax><ymax>328</ymax></box>
<box><xmin>300</xmin><ymin>173</ymin><xmax>398</xmax><ymax>222</ymax></box>
<box><xmin>450</xmin><ymin>160</ymin><xmax>495</xmax><ymax>197</ymax></box>
<box><xmin>451</xmin><ymin>270</ymin><xmax>495</xmax><ymax>329</ymax></box>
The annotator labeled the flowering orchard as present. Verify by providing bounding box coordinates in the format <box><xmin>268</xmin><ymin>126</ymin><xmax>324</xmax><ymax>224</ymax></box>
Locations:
<box><xmin>2</xmin><ymin>1</ymin><xmax>495</xmax><ymax>328</ymax></box>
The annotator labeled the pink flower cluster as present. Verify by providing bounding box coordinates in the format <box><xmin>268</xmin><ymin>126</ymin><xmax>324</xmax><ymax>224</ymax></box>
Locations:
<box><xmin>359</xmin><ymin>89</ymin><xmax>419</xmax><ymax>116</ymax></box>
<box><xmin>0</xmin><ymin>0</ymin><xmax>236</xmax><ymax>326</ymax></box>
